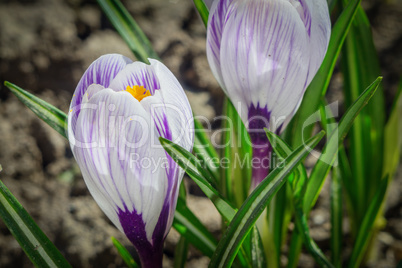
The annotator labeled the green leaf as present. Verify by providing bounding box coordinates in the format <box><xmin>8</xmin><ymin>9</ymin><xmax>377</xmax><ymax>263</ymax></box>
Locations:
<box><xmin>173</xmin><ymin>236</ymin><xmax>189</xmax><ymax>268</ymax></box>
<box><xmin>285</xmin><ymin>0</ymin><xmax>361</xmax><ymax>147</ymax></box>
<box><xmin>341</xmin><ymin>3</ymin><xmax>385</xmax><ymax>228</ymax></box>
<box><xmin>173</xmin><ymin>197</ymin><xmax>218</xmax><ymax>257</ymax></box>
<box><xmin>193</xmin><ymin>0</ymin><xmax>209</xmax><ymax>27</ymax></box>
<box><xmin>383</xmin><ymin>83</ymin><xmax>402</xmax><ymax>178</ymax></box>
<box><xmin>303</xmin><ymin>77</ymin><xmax>382</xmax><ymax>212</ymax></box>
<box><xmin>287</xmin><ymin>231</ymin><xmax>303</xmax><ymax>268</ymax></box>
<box><xmin>347</xmin><ymin>177</ymin><xmax>388</xmax><ymax>268</ymax></box>
<box><xmin>330</xmin><ymin>167</ymin><xmax>343</xmax><ymax>268</ymax></box>
<box><xmin>96</xmin><ymin>0</ymin><xmax>159</xmax><ymax>63</ymax></box>
<box><xmin>221</xmin><ymin>98</ymin><xmax>252</xmax><ymax>207</ymax></box>
<box><xmin>193</xmin><ymin>117</ymin><xmax>220</xmax><ymax>183</ymax></box>
<box><xmin>0</xmin><ymin>177</ymin><xmax>71</xmax><ymax>268</ymax></box>
<box><xmin>4</xmin><ymin>81</ymin><xmax>67</xmax><ymax>139</ymax></box>
<box><xmin>266</xmin><ymin>131</ymin><xmax>333</xmax><ymax>268</ymax></box>
<box><xmin>160</xmin><ymin>137</ymin><xmax>236</xmax><ymax>222</ymax></box>
<box><xmin>250</xmin><ymin>226</ymin><xmax>267</xmax><ymax>268</ymax></box>
<box><xmin>209</xmin><ymin>131</ymin><xmax>325</xmax><ymax>268</ymax></box>
<box><xmin>111</xmin><ymin>237</ymin><xmax>138</xmax><ymax>268</ymax></box>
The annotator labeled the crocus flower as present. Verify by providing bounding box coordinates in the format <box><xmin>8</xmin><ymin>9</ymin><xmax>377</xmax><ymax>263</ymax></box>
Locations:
<box><xmin>67</xmin><ymin>54</ymin><xmax>193</xmax><ymax>268</ymax></box>
<box><xmin>206</xmin><ymin>0</ymin><xmax>331</xmax><ymax>189</ymax></box>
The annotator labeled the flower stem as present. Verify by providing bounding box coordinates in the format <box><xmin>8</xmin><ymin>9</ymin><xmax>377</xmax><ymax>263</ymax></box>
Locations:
<box><xmin>250</xmin><ymin>143</ymin><xmax>271</xmax><ymax>190</ymax></box>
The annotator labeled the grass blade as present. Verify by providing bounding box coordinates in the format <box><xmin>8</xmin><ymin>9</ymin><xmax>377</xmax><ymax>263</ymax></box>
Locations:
<box><xmin>174</xmin><ymin>236</ymin><xmax>189</xmax><ymax>268</ymax></box>
<box><xmin>209</xmin><ymin>131</ymin><xmax>325</xmax><ymax>268</ymax></box>
<box><xmin>285</xmin><ymin>0</ymin><xmax>361</xmax><ymax>146</ymax></box>
<box><xmin>221</xmin><ymin>98</ymin><xmax>252</xmax><ymax>207</ymax></box>
<box><xmin>330</xmin><ymin>167</ymin><xmax>343</xmax><ymax>268</ymax></box>
<box><xmin>4</xmin><ymin>81</ymin><xmax>67</xmax><ymax>139</ymax></box>
<box><xmin>173</xmin><ymin>197</ymin><xmax>218</xmax><ymax>257</ymax></box>
<box><xmin>303</xmin><ymin>77</ymin><xmax>382</xmax><ymax>212</ymax></box>
<box><xmin>0</xmin><ymin>170</ymin><xmax>71</xmax><ymax>267</ymax></box>
<box><xmin>250</xmin><ymin>226</ymin><xmax>267</xmax><ymax>268</ymax></box>
<box><xmin>383</xmin><ymin>83</ymin><xmax>402</xmax><ymax>178</ymax></box>
<box><xmin>96</xmin><ymin>0</ymin><xmax>158</xmax><ymax>63</ymax></box>
<box><xmin>347</xmin><ymin>177</ymin><xmax>388</xmax><ymax>268</ymax></box>
<box><xmin>160</xmin><ymin>137</ymin><xmax>236</xmax><ymax>222</ymax></box>
<box><xmin>111</xmin><ymin>237</ymin><xmax>138</xmax><ymax>268</ymax></box>
<box><xmin>341</xmin><ymin>3</ymin><xmax>385</xmax><ymax>229</ymax></box>
<box><xmin>193</xmin><ymin>118</ymin><xmax>220</xmax><ymax>183</ymax></box>
<box><xmin>193</xmin><ymin>0</ymin><xmax>209</xmax><ymax>27</ymax></box>
<box><xmin>266</xmin><ymin>131</ymin><xmax>333</xmax><ymax>267</ymax></box>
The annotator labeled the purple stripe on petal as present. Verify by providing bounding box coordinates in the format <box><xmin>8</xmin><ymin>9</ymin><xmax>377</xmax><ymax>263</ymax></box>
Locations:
<box><xmin>69</xmin><ymin>54</ymin><xmax>132</xmax><ymax>136</ymax></box>
<box><xmin>109</xmin><ymin>62</ymin><xmax>161</xmax><ymax>94</ymax></box>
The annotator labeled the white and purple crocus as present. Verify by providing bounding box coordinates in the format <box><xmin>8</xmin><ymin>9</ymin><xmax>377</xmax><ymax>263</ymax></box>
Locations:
<box><xmin>206</xmin><ymin>0</ymin><xmax>331</xmax><ymax>189</ymax></box>
<box><xmin>67</xmin><ymin>54</ymin><xmax>194</xmax><ymax>267</ymax></box>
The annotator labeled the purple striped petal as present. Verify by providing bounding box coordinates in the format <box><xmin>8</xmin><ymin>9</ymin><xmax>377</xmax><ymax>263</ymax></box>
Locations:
<box><xmin>206</xmin><ymin>0</ymin><xmax>233</xmax><ymax>91</ymax></box>
<box><xmin>71</xmin><ymin>89</ymin><xmax>180</xmax><ymax>248</ymax></box>
<box><xmin>68</xmin><ymin>56</ymin><xmax>195</xmax><ymax>267</ymax></box>
<box><xmin>69</xmin><ymin>54</ymin><xmax>132</xmax><ymax>135</ymax></box>
<box><xmin>108</xmin><ymin>61</ymin><xmax>160</xmax><ymax>94</ymax></box>
<box><xmin>220</xmin><ymin>0</ymin><xmax>309</xmax><ymax>132</ymax></box>
<box><xmin>305</xmin><ymin>0</ymin><xmax>331</xmax><ymax>83</ymax></box>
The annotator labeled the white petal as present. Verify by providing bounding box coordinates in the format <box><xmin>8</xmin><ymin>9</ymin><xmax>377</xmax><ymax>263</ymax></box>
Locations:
<box><xmin>149</xmin><ymin>59</ymin><xmax>194</xmax><ymax>151</ymax></box>
<box><xmin>206</xmin><ymin>0</ymin><xmax>234</xmax><ymax>92</ymax></box>
<box><xmin>108</xmin><ymin>61</ymin><xmax>160</xmax><ymax>94</ymax></box>
<box><xmin>70</xmin><ymin>89</ymin><xmax>168</xmax><ymax>242</ymax></box>
<box><xmin>219</xmin><ymin>0</ymin><xmax>310</xmax><ymax>130</ymax></box>
<box><xmin>305</xmin><ymin>0</ymin><xmax>331</xmax><ymax>83</ymax></box>
<box><xmin>69</xmin><ymin>54</ymin><xmax>132</xmax><ymax>136</ymax></box>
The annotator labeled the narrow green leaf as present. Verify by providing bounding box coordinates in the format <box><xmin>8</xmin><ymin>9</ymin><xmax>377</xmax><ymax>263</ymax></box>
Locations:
<box><xmin>319</xmin><ymin>100</ymin><xmax>343</xmax><ymax>268</ymax></box>
<box><xmin>347</xmin><ymin>177</ymin><xmax>388</xmax><ymax>268</ymax></box>
<box><xmin>383</xmin><ymin>83</ymin><xmax>402</xmax><ymax>178</ymax></box>
<box><xmin>173</xmin><ymin>236</ymin><xmax>189</xmax><ymax>268</ymax></box>
<box><xmin>330</xmin><ymin>167</ymin><xmax>342</xmax><ymax>268</ymax></box>
<box><xmin>286</xmin><ymin>0</ymin><xmax>361</xmax><ymax>146</ymax></box>
<box><xmin>221</xmin><ymin>98</ymin><xmax>252</xmax><ymax>208</ymax></box>
<box><xmin>250</xmin><ymin>226</ymin><xmax>267</xmax><ymax>268</ymax></box>
<box><xmin>4</xmin><ymin>81</ymin><xmax>67</xmax><ymax>139</ymax></box>
<box><xmin>266</xmin><ymin>131</ymin><xmax>333</xmax><ymax>268</ymax></box>
<box><xmin>96</xmin><ymin>0</ymin><xmax>158</xmax><ymax>63</ymax></box>
<box><xmin>304</xmin><ymin>77</ymin><xmax>382</xmax><ymax>212</ymax></box>
<box><xmin>173</xmin><ymin>198</ymin><xmax>218</xmax><ymax>257</ymax></box>
<box><xmin>0</xmin><ymin>178</ymin><xmax>71</xmax><ymax>268</ymax></box>
<box><xmin>193</xmin><ymin>118</ymin><xmax>220</xmax><ymax>183</ymax></box>
<box><xmin>193</xmin><ymin>0</ymin><xmax>209</xmax><ymax>27</ymax></box>
<box><xmin>209</xmin><ymin>131</ymin><xmax>325</xmax><ymax>268</ymax></box>
<box><xmin>341</xmin><ymin>3</ymin><xmax>385</xmax><ymax>228</ymax></box>
<box><xmin>160</xmin><ymin>137</ymin><xmax>237</xmax><ymax>222</ymax></box>
<box><xmin>287</xmin><ymin>231</ymin><xmax>303</xmax><ymax>268</ymax></box>
<box><xmin>111</xmin><ymin>237</ymin><xmax>138</xmax><ymax>268</ymax></box>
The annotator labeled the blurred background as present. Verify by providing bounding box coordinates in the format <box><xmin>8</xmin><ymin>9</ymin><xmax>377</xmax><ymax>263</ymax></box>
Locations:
<box><xmin>0</xmin><ymin>0</ymin><xmax>401</xmax><ymax>267</ymax></box>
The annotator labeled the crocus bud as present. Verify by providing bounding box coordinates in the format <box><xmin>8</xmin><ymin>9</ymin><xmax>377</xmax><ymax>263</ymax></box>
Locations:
<box><xmin>68</xmin><ymin>54</ymin><xmax>194</xmax><ymax>268</ymax></box>
<box><xmin>206</xmin><ymin>0</ymin><xmax>331</xmax><ymax>189</ymax></box>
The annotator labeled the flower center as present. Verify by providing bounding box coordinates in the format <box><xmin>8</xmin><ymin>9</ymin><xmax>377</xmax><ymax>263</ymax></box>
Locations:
<box><xmin>126</xmin><ymin>85</ymin><xmax>152</xmax><ymax>102</ymax></box>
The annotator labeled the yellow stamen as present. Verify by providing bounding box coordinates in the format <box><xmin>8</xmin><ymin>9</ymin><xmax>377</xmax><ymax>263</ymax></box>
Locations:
<box><xmin>125</xmin><ymin>85</ymin><xmax>152</xmax><ymax>102</ymax></box>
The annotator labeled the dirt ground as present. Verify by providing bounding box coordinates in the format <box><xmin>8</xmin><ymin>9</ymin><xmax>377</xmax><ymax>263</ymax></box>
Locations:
<box><xmin>0</xmin><ymin>0</ymin><xmax>401</xmax><ymax>267</ymax></box>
